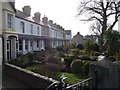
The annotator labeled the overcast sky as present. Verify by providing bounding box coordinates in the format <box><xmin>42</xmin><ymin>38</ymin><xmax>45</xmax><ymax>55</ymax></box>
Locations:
<box><xmin>15</xmin><ymin>0</ymin><xmax>118</xmax><ymax>37</ymax></box>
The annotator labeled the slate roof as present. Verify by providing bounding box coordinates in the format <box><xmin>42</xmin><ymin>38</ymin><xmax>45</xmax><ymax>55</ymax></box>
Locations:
<box><xmin>65</xmin><ymin>30</ymin><xmax>71</xmax><ymax>35</ymax></box>
<box><xmin>16</xmin><ymin>10</ymin><xmax>30</xmax><ymax>18</ymax></box>
<box><xmin>9</xmin><ymin>2</ymin><xmax>16</xmax><ymax>12</ymax></box>
<box><xmin>16</xmin><ymin>10</ymin><xmax>44</xmax><ymax>26</ymax></box>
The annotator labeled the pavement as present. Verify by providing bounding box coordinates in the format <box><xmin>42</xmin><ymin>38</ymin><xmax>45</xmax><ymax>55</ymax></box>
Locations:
<box><xmin>2</xmin><ymin>71</ymin><xmax>31</xmax><ymax>90</ymax></box>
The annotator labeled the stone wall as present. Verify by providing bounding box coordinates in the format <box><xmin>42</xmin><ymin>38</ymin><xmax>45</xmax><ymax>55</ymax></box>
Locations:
<box><xmin>89</xmin><ymin>60</ymin><xmax>120</xmax><ymax>89</ymax></box>
<box><xmin>3</xmin><ymin>63</ymin><xmax>58</xmax><ymax>89</ymax></box>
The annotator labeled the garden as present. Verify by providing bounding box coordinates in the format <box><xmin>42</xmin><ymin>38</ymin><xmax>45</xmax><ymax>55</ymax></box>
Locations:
<box><xmin>8</xmin><ymin>30</ymin><xmax>120</xmax><ymax>84</ymax></box>
<box><xmin>8</xmin><ymin>42</ymin><xmax>99</xmax><ymax>84</ymax></box>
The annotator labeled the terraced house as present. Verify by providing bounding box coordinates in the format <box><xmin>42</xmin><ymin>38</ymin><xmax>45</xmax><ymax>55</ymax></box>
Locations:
<box><xmin>0</xmin><ymin>1</ymin><xmax>18</xmax><ymax>63</ymax></box>
<box><xmin>0</xmin><ymin>1</ymin><xmax>71</xmax><ymax>63</ymax></box>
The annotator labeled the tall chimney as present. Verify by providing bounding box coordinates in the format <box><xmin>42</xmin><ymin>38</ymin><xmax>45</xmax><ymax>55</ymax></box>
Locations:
<box><xmin>22</xmin><ymin>6</ymin><xmax>31</xmax><ymax>16</ymax></box>
<box><xmin>33</xmin><ymin>12</ymin><xmax>41</xmax><ymax>23</ymax></box>
<box><xmin>48</xmin><ymin>20</ymin><xmax>53</xmax><ymax>26</ymax></box>
<box><xmin>42</xmin><ymin>16</ymin><xmax>48</xmax><ymax>23</ymax></box>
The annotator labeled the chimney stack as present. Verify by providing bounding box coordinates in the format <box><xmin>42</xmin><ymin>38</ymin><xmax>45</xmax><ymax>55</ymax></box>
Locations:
<box><xmin>42</xmin><ymin>16</ymin><xmax>48</xmax><ymax>23</ymax></box>
<box><xmin>48</xmin><ymin>20</ymin><xmax>53</xmax><ymax>26</ymax></box>
<box><xmin>33</xmin><ymin>12</ymin><xmax>41</xmax><ymax>23</ymax></box>
<box><xmin>22</xmin><ymin>6</ymin><xmax>31</xmax><ymax>16</ymax></box>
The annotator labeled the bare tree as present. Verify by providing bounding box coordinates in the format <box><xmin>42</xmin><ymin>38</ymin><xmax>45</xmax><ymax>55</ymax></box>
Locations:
<box><xmin>78</xmin><ymin>0</ymin><xmax>120</xmax><ymax>49</ymax></box>
<box><xmin>90</xmin><ymin>20</ymin><xmax>102</xmax><ymax>35</ymax></box>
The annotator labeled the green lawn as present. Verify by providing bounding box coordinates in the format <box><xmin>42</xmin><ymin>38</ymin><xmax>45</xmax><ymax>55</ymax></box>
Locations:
<box><xmin>54</xmin><ymin>72</ymin><xmax>88</xmax><ymax>84</ymax></box>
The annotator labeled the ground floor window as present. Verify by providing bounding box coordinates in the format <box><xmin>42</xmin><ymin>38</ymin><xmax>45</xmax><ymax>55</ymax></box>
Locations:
<box><xmin>25</xmin><ymin>40</ymin><xmax>28</xmax><ymax>50</ymax></box>
<box><xmin>37</xmin><ymin>40</ymin><xmax>39</xmax><ymax>48</ymax></box>
<box><xmin>30</xmin><ymin>41</ymin><xmax>33</xmax><ymax>50</ymax></box>
<box><xmin>19</xmin><ymin>39</ymin><xmax>22</xmax><ymax>51</ymax></box>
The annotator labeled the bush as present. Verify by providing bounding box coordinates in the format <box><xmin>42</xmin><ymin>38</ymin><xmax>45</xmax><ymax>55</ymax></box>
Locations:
<box><xmin>78</xmin><ymin>55</ymin><xmax>91</xmax><ymax>60</ymax></box>
<box><xmin>56</xmin><ymin>46</ymin><xmax>64</xmax><ymax>52</ymax></box>
<box><xmin>9</xmin><ymin>55</ymin><xmax>29</xmax><ymax>67</ymax></box>
<box><xmin>70</xmin><ymin>60</ymin><xmax>84</xmax><ymax>74</ymax></box>
<box><xmin>90</xmin><ymin>56</ymin><xmax>98</xmax><ymax>61</ymax></box>
<box><xmin>83</xmin><ymin>61</ymin><xmax>94</xmax><ymax>75</ymax></box>
<box><xmin>64</xmin><ymin>57</ymin><xmax>73</xmax><ymax>68</ymax></box>
<box><xmin>25</xmin><ymin>65</ymin><xmax>39</xmax><ymax>72</ymax></box>
<box><xmin>38</xmin><ymin>63</ymin><xmax>60</xmax><ymax>77</ymax></box>
<box><xmin>46</xmin><ymin>55</ymin><xmax>61</xmax><ymax>65</ymax></box>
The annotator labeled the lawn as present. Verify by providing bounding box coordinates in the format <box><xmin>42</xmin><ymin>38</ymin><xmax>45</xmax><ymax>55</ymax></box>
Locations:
<box><xmin>54</xmin><ymin>72</ymin><xmax>88</xmax><ymax>84</ymax></box>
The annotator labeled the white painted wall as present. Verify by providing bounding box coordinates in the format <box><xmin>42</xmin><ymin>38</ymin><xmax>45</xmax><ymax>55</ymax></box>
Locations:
<box><xmin>16</xmin><ymin>17</ymin><xmax>42</xmax><ymax>36</ymax></box>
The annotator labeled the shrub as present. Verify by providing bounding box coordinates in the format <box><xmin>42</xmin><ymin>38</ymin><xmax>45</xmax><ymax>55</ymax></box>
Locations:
<box><xmin>70</xmin><ymin>60</ymin><xmax>84</xmax><ymax>74</ymax></box>
<box><xmin>76</xmin><ymin>44</ymin><xmax>84</xmax><ymax>50</ymax></box>
<box><xmin>25</xmin><ymin>65</ymin><xmax>39</xmax><ymax>72</ymax></box>
<box><xmin>64</xmin><ymin>57</ymin><xmax>73</xmax><ymax>68</ymax></box>
<box><xmin>56</xmin><ymin>46</ymin><xmax>64</xmax><ymax>52</ymax></box>
<box><xmin>38</xmin><ymin>63</ymin><xmax>60</xmax><ymax>77</ymax></box>
<box><xmin>73</xmin><ymin>50</ymin><xmax>80</xmax><ymax>58</ymax></box>
<box><xmin>46</xmin><ymin>55</ymin><xmax>61</xmax><ymax>65</ymax></box>
<box><xmin>90</xmin><ymin>56</ymin><xmax>98</xmax><ymax>61</ymax></box>
<box><xmin>27</xmin><ymin>52</ymin><xmax>35</xmax><ymax>64</ymax></box>
<box><xmin>83</xmin><ymin>61</ymin><xmax>94</xmax><ymax>75</ymax></box>
<box><xmin>9</xmin><ymin>55</ymin><xmax>28</xmax><ymax>67</ymax></box>
<box><xmin>78</xmin><ymin>55</ymin><xmax>91</xmax><ymax>60</ymax></box>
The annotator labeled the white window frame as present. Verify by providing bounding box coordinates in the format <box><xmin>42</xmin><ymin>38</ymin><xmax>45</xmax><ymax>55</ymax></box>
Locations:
<box><xmin>37</xmin><ymin>26</ymin><xmax>39</xmax><ymax>35</ymax></box>
<box><xmin>20</xmin><ymin>21</ymin><xmax>25</xmax><ymax>33</ymax></box>
<box><xmin>30</xmin><ymin>24</ymin><xmax>33</xmax><ymax>34</ymax></box>
<box><xmin>25</xmin><ymin>40</ymin><xmax>28</xmax><ymax>50</ymax></box>
<box><xmin>7</xmin><ymin>14</ymin><xmax>13</xmax><ymax>29</ymax></box>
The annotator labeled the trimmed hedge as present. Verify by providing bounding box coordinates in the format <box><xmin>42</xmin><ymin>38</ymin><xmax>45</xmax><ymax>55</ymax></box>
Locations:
<box><xmin>83</xmin><ymin>61</ymin><xmax>94</xmax><ymax>75</ymax></box>
<box><xmin>78</xmin><ymin>55</ymin><xmax>91</xmax><ymax>60</ymax></box>
<box><xmin>70</xmin><ymin>60</ymin><xmax>84</xmax><ymax>74</ymax></box>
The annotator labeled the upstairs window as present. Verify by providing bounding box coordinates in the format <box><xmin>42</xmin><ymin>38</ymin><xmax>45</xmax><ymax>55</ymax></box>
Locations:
<box><xmin>30</xmin><ymin>24</ymin><xmax>33</xmax><ymax>34</ymax></box>
<box><xmin>7</xmin><ymin>14</ymin><xmax>13</xmax><ymax>29</ymax></box>
<box><xmin>20</xmin><ymin>22</ymin><xmax>25</xmax><ymax>33</ymax></box>
<box><xmin>37</xmin><ymin>26</ymin><xmax>39</xmax><ymax>35</ymax></box>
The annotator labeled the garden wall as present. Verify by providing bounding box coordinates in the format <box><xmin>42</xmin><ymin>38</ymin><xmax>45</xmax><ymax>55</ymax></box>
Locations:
<box><xmin>89</xmin><ymin>60</ymin><xmax>120</xmax><ymax>89</ymax></box>
<box><xmin>3</xmin><ymin>63</ymin><xmax>58</xmax><ymax>89</ymax></box>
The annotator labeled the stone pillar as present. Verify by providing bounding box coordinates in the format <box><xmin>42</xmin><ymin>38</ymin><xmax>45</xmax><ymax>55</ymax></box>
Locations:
<box><xmin>89</xmin><ymin>60</ymin><xmax>118</xmax><ymax>88</ymax></box>
<box><xmin>11</xmin><ymin>37</ymin><xmax>16</xmax><ymax>59</ymax></box>
<box><xmin>28</xmin><ymin>40</ymin><xmax>30</xmax><ymax>51</ymax></box>
<box><xmin>22</xmin><ymin>40</ymin><xmax>25</xmax><ymax>54</ymax></box>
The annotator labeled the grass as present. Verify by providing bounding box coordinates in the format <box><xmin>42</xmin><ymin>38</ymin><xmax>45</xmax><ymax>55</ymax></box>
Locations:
<box><xmin>54</xmin><ymin>72</ymin><xmax>88</xmax><ymax>84</ymax></box>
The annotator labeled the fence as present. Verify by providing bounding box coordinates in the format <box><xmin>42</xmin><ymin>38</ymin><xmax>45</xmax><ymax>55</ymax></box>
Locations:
<box><xmin>46</xmin><ymin>71</ymin><xmax>97</xmax><ymax>90</ymax></box>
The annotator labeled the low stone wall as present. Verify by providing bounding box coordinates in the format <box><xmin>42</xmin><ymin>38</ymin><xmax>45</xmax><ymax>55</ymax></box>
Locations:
<box><xmin>89</xmin><ymin>60</ymin><xmax>120</xmax><ymax>89</ymax></box>
<box><xmin>3</xmin><ymin>63</ymin><xmax>58</xmax><ymax>89</ymax></box>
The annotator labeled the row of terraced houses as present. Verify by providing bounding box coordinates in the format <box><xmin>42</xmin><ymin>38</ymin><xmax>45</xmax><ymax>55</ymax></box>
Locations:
<box><xmin>0</xmin><ymin>1</ymin><xmax>72</xmax><ymax>64</ymax></box>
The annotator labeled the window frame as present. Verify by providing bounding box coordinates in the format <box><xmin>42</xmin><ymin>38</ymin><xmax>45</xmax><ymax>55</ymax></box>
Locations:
<box><xmin>30</xmin><ymin>24</ymin><xmax>33</xmax><ymax>34</ymax></box>
<box><xmin>25</xmin><ymin>40</ymin><xmax>28</xmax><ymax>50</ymax></box>
<box><xmin>20</xmin><ymin>21</ymin><xmax>25</xmax><ymax>33</ymax></box>
<box><xmin>7</xmin><ymin>14</ymin><xmax>14</xmax><ymax>29</ymax></box>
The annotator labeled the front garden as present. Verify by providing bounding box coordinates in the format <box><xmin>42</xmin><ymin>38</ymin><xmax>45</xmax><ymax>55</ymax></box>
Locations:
<box><xmin>8</xmin><ymin>43</ymin><xmax>99</xmax><ymax>84</ymax></box>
